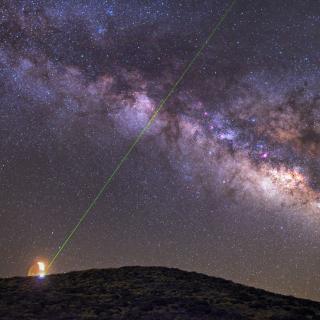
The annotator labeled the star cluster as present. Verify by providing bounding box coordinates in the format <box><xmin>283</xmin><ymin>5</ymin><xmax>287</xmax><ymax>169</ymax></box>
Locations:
<box><xmin>0</xmin><ymin>0</ymin><xmax>320</xmax><ymax>301</ymax></box>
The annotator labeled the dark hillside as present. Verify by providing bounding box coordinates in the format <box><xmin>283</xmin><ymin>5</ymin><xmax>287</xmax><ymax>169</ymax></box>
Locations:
<box><xmin>0</xmin><ymin>266</ymin><xmax>319</xmax><ymax>319</ymax></box>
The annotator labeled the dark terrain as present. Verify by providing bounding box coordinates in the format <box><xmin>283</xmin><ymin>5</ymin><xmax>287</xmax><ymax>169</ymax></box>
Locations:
<box><xmin>0</xmin><ymin>266</ymin><xmax>319</xmax><ymax>319</ymax></box>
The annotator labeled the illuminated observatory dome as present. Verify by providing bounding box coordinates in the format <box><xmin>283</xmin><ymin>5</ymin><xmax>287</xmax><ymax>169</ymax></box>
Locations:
<box><xmin>28</xmin><ymin>259</ymin><xmax>47</xmax><ymax>278</ymax></box>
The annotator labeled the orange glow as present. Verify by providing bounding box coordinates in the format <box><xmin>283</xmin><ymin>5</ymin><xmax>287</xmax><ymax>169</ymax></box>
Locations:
<box><xmin>28</xmin><ymin>258</ymin><xmax>48</xmax><ymax>278</ymax></box>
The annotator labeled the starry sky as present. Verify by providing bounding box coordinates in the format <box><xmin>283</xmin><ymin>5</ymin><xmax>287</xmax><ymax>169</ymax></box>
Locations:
<box><xmin>1</xmin><ymin>0</ymin><xmax>320</xmax><ymax>301</ymax></box>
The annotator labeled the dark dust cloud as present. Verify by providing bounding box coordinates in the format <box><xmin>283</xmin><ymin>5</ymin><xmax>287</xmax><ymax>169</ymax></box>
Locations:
<box><xmin>0</xmin><ymin>0</ymin><xmax>320</xmax><ymax>301</ymax></box>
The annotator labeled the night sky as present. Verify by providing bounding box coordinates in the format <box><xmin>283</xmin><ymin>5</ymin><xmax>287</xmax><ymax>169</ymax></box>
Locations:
<box><xmin>1</xmin><ymin>0</ymin><xmax>320</xmax><ymax>301</ymax></box>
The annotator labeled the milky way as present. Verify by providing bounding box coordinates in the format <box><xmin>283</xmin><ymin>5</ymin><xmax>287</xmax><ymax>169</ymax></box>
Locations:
<box><xmin>1</xmin><ymin>0</ymin><xmax>320</xmax><ymax>301</ymax></box>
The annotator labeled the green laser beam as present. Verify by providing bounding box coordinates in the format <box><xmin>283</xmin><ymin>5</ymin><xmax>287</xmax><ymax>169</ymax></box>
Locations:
<box><xmin>48</xmin><ymin>0</ymin><xmax>237</xmax><ymax>271</ymax></box>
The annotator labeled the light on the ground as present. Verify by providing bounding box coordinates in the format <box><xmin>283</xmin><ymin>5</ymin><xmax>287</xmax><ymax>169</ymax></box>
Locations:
<box><xmin>27</xmin><ymin>259</ymin><xmax>47</xmax><ymax>278</ymax></box>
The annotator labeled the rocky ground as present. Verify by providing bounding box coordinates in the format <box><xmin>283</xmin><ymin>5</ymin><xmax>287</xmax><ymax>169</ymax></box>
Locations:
<box><xmin>0</xmin><ymin>266</ymin><xmax>319</xmax><ymax>319</ymax></box>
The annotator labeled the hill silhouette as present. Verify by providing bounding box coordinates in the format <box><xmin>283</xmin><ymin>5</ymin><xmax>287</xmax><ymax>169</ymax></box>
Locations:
<box><xmin>0</xmin><ymin>266</ymin><xmax>319</xmax><ymax>319</ymax></box>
